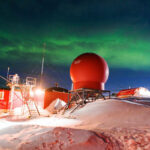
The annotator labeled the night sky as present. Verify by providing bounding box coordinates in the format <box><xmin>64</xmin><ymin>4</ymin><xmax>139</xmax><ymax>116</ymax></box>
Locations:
<box><xmin>1</xmin><ymin>0</ymin><xmax>150</xmax><ymax>91</ymax></box>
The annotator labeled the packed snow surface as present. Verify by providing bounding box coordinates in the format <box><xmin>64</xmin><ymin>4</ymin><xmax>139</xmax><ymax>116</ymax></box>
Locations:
<box><xmin>69</xmin><ymin>99</ymin><xmax>150</xmax><ymax>129</ymax></box>
<box><xmin>0</xmin><ymin>99</ymin><xmax>150</xmax><ymax>150</ymax></box>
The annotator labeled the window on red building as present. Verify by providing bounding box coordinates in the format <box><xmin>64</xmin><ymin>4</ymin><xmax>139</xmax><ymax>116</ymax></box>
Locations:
<box><xmin>0</xmin><ymin>91</ymin><xmax>4</xmax><ymax>100</ymax></box>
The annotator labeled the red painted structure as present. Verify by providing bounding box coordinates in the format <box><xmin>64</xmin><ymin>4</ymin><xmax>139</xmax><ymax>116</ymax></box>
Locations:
<box><xmin>117</xmin><ymin>88</ymin><xmax>136</xmax><ymax>98</ymax></box>
<box><xmin>43</xmin><ymin>87</ymin><xmax>69</xmax><ymax>108</ymax></box>
<box><xmin>0</xmin><ymin>88</ymin><xmax>10</xmax><ymax>109</ymax></box>
<box><xmin>117</xmin><ymin>87</ymin><xmax>149</xmax><ymax>98</ymax></box>
<box><xmin>0</xmin><ymin>87</ymin><xmax>69</xmax><ymax>110</ymax></box>
<box><xmin>0</xmin><ymin>88</ymin><xmax>24</xmax><ymax>110</ymax></box>
<box><xmin>70</xmin><ymin>53</ymin><xmax>109</xmax><ymax>90</ymax></box>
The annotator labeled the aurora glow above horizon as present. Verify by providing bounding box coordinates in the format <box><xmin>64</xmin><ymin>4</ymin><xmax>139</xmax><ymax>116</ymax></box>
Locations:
<box><xmin>0</xmin><ymin>0</ymin><xmax>150</xmax><ymax>90</ymax></box>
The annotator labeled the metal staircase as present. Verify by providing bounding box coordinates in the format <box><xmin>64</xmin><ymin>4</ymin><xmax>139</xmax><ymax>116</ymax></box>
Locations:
<box><xmin>9</xmin><ymin>75</ymin><xmax>40</xmax><ymax>118</ymax></box>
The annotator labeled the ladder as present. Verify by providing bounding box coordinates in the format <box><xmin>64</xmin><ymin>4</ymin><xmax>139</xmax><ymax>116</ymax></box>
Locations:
<box><xmin>20</xmin><ymin>86</ymin><xmax>40</xmax><ymax>118</ymax></box>
<box><xmin>24</xmin><ymin>100</ymin><xmax>40</xmax><ymax>118</ymax></box>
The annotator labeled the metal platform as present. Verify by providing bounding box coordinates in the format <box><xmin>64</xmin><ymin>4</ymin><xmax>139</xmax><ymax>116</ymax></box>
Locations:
<box><xmin>65</xmin><ymin>88</ymin><xmax>111</xmax><ymax>113</ymax></box>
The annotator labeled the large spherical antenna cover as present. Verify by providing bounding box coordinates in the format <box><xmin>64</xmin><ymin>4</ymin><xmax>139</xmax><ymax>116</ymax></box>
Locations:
<box><xmin>70</xmin><ymin>53</ymin><xmax>109</xmax><ymax>90</ymax></box>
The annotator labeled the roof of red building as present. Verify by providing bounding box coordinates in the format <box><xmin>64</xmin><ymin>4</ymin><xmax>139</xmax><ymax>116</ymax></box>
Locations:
<box><xmin>117</xmin><ymin>88</ymin><xmax>138</xmax><ymax>97</ymax></box>
<box><xmin>46</xmin><ymin>87</ymin><xmax>68</xmax><ymax>93</ymax></box>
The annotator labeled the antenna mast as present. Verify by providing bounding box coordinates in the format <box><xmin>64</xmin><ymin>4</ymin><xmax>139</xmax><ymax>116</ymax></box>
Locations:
<box><xmin>40</xmin><ymin>43</ymin><xmax>46</xmax><ymax>87</ymax></box>
<box><xmin>7</xmin><ymin>67</ymin><xmax>10</xmax><ymax>79</ymax></box>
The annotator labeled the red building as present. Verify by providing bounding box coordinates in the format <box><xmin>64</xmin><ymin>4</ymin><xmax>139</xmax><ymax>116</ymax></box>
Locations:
<box><xmin>0</xmin><ymin>86</ymin><xmax>69</xmax><ymax>111</ymax></box>
<box><xmin>43</xmin><ymin>87</ymin><xmax>69</xmax><ymax>109</ymax></box>
<box><xmin>0</xmin><ymin>88</ymin><xmax>10</xmax><ymax>110</ymax></box>
<box><xmin>117</xmin><ymin>87</ymin><xmax>150</xmax><ymax>98</ymax></box>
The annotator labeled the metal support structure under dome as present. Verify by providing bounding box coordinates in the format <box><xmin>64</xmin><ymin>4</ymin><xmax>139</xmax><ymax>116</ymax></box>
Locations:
<box><xmin>65</xmin><ymin>88</ymin><xmax>111</xmax><ymax>113</ymax></box>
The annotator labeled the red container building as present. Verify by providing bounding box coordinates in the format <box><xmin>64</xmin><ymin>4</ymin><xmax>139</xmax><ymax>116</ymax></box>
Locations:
<box><xmin>0</xmin><ymin>88</ymin><xmax>10</xmax><ymax>110</ymax></box>
<box><xmin>43</xmin><ymin>87</ymin><xmax>69</xmax><ymax>108</ymax></box>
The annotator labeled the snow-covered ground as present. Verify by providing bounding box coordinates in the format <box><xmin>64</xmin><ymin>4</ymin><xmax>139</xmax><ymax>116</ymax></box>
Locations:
<box><xmin>0</xmin><ymin>99</ymin><xmax>150</xmax><ymax>150</ymax></box>
<box><xmin>70</xmin><ymin>99</ymin><xmax>150</xmax><ymax>129</ymax></box>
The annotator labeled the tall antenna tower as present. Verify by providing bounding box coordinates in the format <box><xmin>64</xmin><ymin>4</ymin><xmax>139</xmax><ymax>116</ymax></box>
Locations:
<box><xmin>40</xmin><ymin>43</ymin><xmax>46</xmax><ymax>87</ymax></box>
<box><xmin>7</xmin><ymin>67</ymin><xmax>10</xmax><ymax>79</ymax></box>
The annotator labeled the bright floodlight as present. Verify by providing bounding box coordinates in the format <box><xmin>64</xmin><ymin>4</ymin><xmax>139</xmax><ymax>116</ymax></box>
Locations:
<box><xmin>35</xmin><ymin>88</ymin><xmax>44</xmax><ymax>95</ymax></box>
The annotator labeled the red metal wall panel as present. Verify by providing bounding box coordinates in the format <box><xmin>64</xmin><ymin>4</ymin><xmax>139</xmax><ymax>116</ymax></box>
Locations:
<box><xmin>44</xmin><ymin>91</ymin><xmax>69</xmax><ymax>109</ymax></box>
<box><xmin>0</xmin><ymin>89</ymin><xmax>10</xmax><ymax>109</ymax></box>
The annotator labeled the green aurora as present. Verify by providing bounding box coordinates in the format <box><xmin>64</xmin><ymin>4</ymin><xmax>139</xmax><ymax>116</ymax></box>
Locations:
<box><xmin>1</xmin><ymin>0</ymin><xmax>150</xmax><ymax>89</ymax></box>
<box><xmin>0</xmin><ymin>26</ymin><xmax>150</xmax><ymax>70</ymax></box>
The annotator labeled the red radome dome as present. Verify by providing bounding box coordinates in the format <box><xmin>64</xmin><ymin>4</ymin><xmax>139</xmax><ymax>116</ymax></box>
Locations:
<box><xmin>70</xmin><ymin>53</ymin><xmax>109</xmax><ymax>90</ymax></box>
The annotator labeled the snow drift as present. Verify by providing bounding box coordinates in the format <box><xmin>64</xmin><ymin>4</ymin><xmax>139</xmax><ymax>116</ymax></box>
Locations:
<box><xmin>0</xmin><ymin>126</ymin><xmax>120</xmax><ymax>150</ymax></box>
<box><xmin>69</xmin><ymin>99</ymin><xmax>150</xmax><ymax>129</ymax></box>
<box><xmin>0</xmin><ymin>99</ymin><xmax>150</xmax><ymax>149</ymax></box>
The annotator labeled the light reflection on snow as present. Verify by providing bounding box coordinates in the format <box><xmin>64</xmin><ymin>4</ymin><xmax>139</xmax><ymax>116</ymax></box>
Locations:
<box><xmin>0</xmin><ymin>120</ymin><xmax>13</xmax><ymax>130</ymax></box>
<box><xmin>0</xmin><ymin>116</ymin><xmax>81</xmax><ymax>130</ymax></box>
<box><xmin>29</xmin><ymin>116</ymin><xmax>80</xmax><ymax>127</ymax></box>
